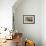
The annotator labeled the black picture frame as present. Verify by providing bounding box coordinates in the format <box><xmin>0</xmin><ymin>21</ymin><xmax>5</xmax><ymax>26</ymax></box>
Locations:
<box><xmin>23</xmin><ymin>15</ymin><xmax>35</xmax><ymax>24</ymax></box>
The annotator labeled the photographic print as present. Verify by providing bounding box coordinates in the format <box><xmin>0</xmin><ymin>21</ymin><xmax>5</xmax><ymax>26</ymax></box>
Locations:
<box><xmin>23</xmin><ymin>15</ymin><xmax>35</xmax><ymax>24</ymax></box>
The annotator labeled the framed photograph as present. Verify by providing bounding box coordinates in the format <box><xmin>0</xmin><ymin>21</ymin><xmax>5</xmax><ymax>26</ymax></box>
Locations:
<box><xmin>23</xmin><ymin>15</ymin><xmax>35</xmax><ymax>24</ymax></box>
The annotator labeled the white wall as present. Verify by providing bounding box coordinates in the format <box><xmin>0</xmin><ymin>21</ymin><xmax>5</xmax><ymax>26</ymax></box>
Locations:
<box><xmin>13</xmin><ymin>0</ymin><xmax>41</xmax><ymax>46</ymax></box>
<box><xmin>0</xmin><ymin>0</ymin><xmax>16</xmax><ymax>29</ymax></box>
<box><xmin>13</xmin><ymin>0</ymin><xmax>46</xmax><ymax>46</ymax></box>
<box><xmin>41</xmin><ymin>0</ymin><xmax>46</xmax><ymax>46</ymax></box>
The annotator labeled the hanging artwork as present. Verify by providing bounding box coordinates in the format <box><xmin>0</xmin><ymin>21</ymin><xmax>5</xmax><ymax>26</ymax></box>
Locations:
<box><xmin>23</xmin><ymin>15</ymin><xmax>35</xmax><ymax>24</ymax></box>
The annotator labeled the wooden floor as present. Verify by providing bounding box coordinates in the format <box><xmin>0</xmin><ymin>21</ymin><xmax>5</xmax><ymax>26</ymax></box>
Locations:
<box><xmin>0</xmin><ymin>39</ymin><xmax>16</xmax><ymax>46</ymax></box>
